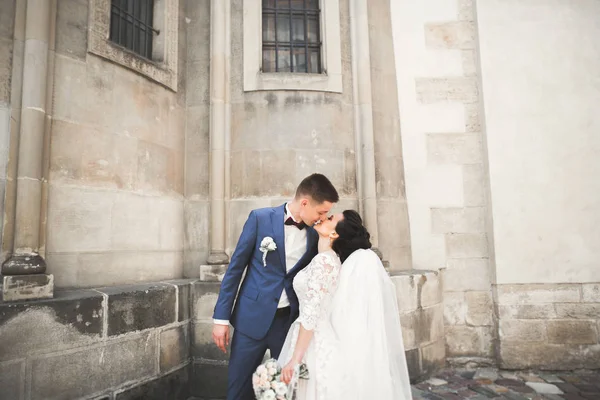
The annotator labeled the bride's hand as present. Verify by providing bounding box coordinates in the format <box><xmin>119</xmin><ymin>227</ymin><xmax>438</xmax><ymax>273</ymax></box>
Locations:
<box><xmin>280</xmin><ymin>360</ymin><xmax>298</xmax><ymax>384</ymax></box>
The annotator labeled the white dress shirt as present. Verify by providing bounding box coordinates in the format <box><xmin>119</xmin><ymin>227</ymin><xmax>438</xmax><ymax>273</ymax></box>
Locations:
<box><xmin>214</xmin><ymin>203</ymin><xmax>307</xmax><ymax>325</ymax></box>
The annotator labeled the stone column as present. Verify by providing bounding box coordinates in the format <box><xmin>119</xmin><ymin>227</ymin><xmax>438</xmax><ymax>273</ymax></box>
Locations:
<box><xmin>349</xmin><ymin>0</ymin><xmax>380</xmax><ymax>249</ymax></box>
<box><xmin>206</xmin><ymin>0</ymin><xmax>230</xmax><ymax>266</ymax></box>
<box><xmin>1</xmin><ymin>0</ymin><xmax>55</xmax><ymax>301</ymax></box>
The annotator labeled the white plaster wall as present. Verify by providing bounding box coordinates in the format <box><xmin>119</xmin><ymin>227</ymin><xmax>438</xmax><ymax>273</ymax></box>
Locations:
<box><xmin>476</xmin><ymin>0</ymin><xmax>600</xmax><ymax>283</ymax></box>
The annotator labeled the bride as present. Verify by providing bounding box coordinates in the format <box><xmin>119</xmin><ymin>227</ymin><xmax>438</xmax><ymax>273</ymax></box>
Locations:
<box><xmin>277</xmin><ymin>210</ymin><xmax>412</xmax><ymax>400</ymax></box>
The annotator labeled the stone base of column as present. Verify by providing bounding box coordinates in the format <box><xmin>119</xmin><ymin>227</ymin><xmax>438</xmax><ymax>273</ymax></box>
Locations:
<box><xmin>1</xmin><ymin>253</ymin><xmax>47</xmax><ymax>275</ymax></box>
<box><xmin>2</xmin><ymin>274</ymin><xmax>54</xmax><ymax>302</ymax></box>
<box><xmin>199</xmin><ymin>264</ymin><xmax>229</xmax><ymax>282</ymax></box>
<box><xmin>206</xmin><ymin>251</ymin><xmax>229</xmax><ymax>265</ymax></box>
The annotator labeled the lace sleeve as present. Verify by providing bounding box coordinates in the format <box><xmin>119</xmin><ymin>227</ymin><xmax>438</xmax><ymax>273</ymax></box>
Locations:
<box><xmin>297</xmin><ymin>252</ymin><xmax>340</xmax><ymax>331</ymax></box>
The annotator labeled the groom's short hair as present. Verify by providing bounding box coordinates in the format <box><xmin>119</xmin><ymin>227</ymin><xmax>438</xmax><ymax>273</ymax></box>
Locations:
<box><xmin>295</xmin><ymin>173</ymin><xmax>339</xmax><ymax>204</ymax></box>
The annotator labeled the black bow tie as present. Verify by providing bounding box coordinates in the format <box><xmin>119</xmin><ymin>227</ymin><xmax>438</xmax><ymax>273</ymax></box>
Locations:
<box><xmin>285</xmin><ymin>217</ymin><xmax>306</xmax><ymax>230</ymax></box>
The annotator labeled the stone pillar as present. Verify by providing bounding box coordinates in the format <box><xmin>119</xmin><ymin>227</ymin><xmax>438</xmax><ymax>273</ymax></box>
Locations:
<box><xmin>349</xmin><ymin>0</ymin><xmax>380</xmax><ymax>249</ymax></box>
<box><xmin>206</xmin><ymin>0</ymin><xmax>230</xmax><ymax>266</ymax></box>
<box><xmin>1</xmin><ymin>0</ymin><xmax>55</xmax><ymax>301</ymax></box>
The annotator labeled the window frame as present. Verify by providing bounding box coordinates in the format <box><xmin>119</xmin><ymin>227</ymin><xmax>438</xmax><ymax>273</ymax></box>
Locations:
<box><xmin>88</xmin><ymin>0</ymin><xmax>179</xmax><ymax>91</ymax></box>
<box><xmin>243</xmin><ymin>0</ymin><xmax>342</xmax><ymax>93</ymax></box>
<box><xmin>109</xmin><ymin>0</ymin><xmax>158</xmax><ymax>61</ymax></box>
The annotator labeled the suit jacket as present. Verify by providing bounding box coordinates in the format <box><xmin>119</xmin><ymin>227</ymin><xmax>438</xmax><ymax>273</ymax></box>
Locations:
<box><xmin>213</xmin><ymin>204</ymin><xmax>319</xmax><ymax>340</ymax></box>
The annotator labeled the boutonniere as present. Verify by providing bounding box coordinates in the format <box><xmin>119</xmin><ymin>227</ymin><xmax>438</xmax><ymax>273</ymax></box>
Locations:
<box><xmin>259</xmin><ymin>237</ymin><xmax>277</xmax><ymax>267</ymax></box>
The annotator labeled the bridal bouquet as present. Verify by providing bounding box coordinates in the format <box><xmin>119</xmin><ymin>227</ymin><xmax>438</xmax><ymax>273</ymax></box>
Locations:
<box><xmin>252</xmin><ymin>358</ymin><xmax>309</xmax><ymax>400</ymax></box>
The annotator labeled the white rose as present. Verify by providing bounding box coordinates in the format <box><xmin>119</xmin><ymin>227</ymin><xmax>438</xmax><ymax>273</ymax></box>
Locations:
<box><xmin>256</xmin><ymin>365</ymin><xmax>267</xmax><ymax>375</ymax></box>
<box><xmin>275</xmin><ymin>382</ymin><xmax>288</xmax><ymax>396</ymax></box>
<box><xmin>262</xmin><ymin>389</ymin><xmax>276</xmax><ymax>400</ymax></box>
<box><xmin>268</xmin><ymin>367</ymin><xmax>277</xmax><ymax>376</ymax></box>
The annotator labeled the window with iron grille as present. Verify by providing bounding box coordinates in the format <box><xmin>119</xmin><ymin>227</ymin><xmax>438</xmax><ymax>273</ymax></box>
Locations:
<box><xmin>110</xmin><ymin>0</ymin><xmax>158</xmax><ymax>60</ymax></box>
<box><xmin>262</xmin><ymin>0</ymin><xmax>322</xmax><ymax>73</ymax></box>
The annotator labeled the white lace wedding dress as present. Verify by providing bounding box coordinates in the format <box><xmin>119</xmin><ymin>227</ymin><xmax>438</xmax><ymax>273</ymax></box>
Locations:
<box><xmin>278</xmin><ymin>249</ymin><xmax>341</xmax><ymax>400</ymax></box>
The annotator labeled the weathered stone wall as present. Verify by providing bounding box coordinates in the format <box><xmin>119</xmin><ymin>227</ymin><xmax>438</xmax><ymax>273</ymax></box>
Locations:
<box><xmin>497</xmin><ymin>283</ymin><xmax>600</xmax><ymax>370</ymax></box>
<box><xmin>226</xmin><ymin>0</ymin><xmax>358</xmax><ymax>255</ymax></box>
<box><xmin>183</xmin><ymin>0</ymin><xmax>211</xmax><ymax>278</ymax></box>
<box><xmin>0</xmin><ymin>0</ymin><xmax>16</xmax><ymax>262</ymax></box>
<box><xmin>43</xmin><ymin>0</ymin><xmax>187</xmax><ymax>287</ymax></box>
<box><xmin>392</xmin><ymin>270</ymin><xmax>445</xmax><ymax>382</ymax></box>
<box><xmin>391</xmin><ymin>0</ymin><xmax>494</xmax><ymax>364</ymax></box>
<box><xmin>368</xmin><ymin>0</ymin><xmax>411</xmax><ymax>270</ymax></box>
<box><xmin>0</xmin><ymin>280</ymin><xmax>193</xmax><ymax>400</ymax></box>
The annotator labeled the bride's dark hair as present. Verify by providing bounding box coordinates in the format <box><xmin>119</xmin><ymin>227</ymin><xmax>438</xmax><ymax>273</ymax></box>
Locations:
<box><xmin>331</xmin><ymin>210</ymin><xmax>372</xmax><ymax>263</ymax></box>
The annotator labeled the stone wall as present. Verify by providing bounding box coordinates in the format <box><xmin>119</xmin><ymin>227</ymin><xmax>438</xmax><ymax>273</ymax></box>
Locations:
<box><xmin>0</xmin><ymin>280</ymin><xmax>193</xmax><ymax>400</ymax></box>
<box><xmin>41</xmin><ymin>0</ymin><xmax>187</xmax><ymax>287</ymax></box>
<box><xmin>391</xmin><ymin>0</ymin><xmax>494</xmax><ymax>364</ymax></box>
<box><xmin>497</xmin><ymin>283</ymin><xmax>600</xmax><ymax>370</ymax></box>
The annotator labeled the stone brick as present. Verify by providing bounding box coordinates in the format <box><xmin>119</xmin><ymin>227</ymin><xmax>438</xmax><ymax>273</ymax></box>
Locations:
<box><xmin>420</xmin><ymin>271</ymin><xmax>443</xmax><ymax>308</ymax></box>
<box><xmin>444</xmin><ymin>291</ymin><xmax>466</xmax><ymax>325</ymax></box>
<box><xmin>458</xmin><ymin>0</ymin><xmax>475</xmax><ymax>21</ymax></box>
<box><xmin>192</xmin><ymin>282</ymin><xmax>221</xmax><ymax>321</ymax></box>
<box><xmin>0</xmin><ymin>38</ymin><xmax>11</xmax><ymax>104</ymax></box>
<box><xmin>582</xmin><ymin>284</ymin><xmax>600</xmax><ymax>302</ymax></box>
<box><xmin>99</xmin><ymin>283</ymin><xmax>176</xmax><ymax>336</ymax></box>
<box><xmin>404</xmin><ymin>347</ymin><xmax>421</xmax><ymax>383</ymax></box>
<box><xmin>0</xmin><ymin>289</ymin><xmax>104</xmax><ymax>361</ymax></box>
<box><xmin>192</xmin><ymin>321</ymin><xmax>230</xmax><ymax>361</ymax></box>
<box><xmin>547</xmin><ymin>320</ymin><xmax>598</xmax><ymax>345</ymax></box>
<box><xmin>2</xmin><ymin>274</ymin><xmax>54</xmax><ymax>301</ymax></box>
<box><xmin>497</xmin><ymin>304</ymin><xmax>557</xmax><ymax>320</ymax></box>
<box><xmin>421</xmin><ymin>339</ymin><xmax>445</xmax><ymax>378</ymax></box>
<box><xmin>465</xmin><ymin>291</ymin><xmax>494</xmax><ymax>326</ymax></box>
<box><xmin>115</xmin><ymin>365</ymin><xmax>189</xmax><ymax>400</ymax></box>
<box><xmin>446</xmin><ymin>233</ymin><xmax>488</xmax><ymax>258</ymax></box>
<box><xmin>30</xmin><ymin>333</ymin><xmax>157</xmax><ymax>400</ymax></box>
<box><xmin>161</xmin><ymin>280</ymin><xmax>193</xmax><ymax>322</ymax></box>
<box><xmin>444</xmin><ymin>258</ymin><xmax>490</xmax><ymax>291</ymax></box>
<box><xmin>416</xmin><ymin>77</ymin><xmax>478</xmax><ymax>104</ymax></box>
<box><xmin>462</xmin><ymin>49</ymin><xmax>478</xmax><ymax>77</ymax></box>
<box><xmin>500</xmin><ymin>342</ymin><xmax>600</xmax><ymax>370</ymax></box>
<box><xmin>497</xmin><ymin>284</ymin><xmax>581</xmax><ymax>305</ymax></box>
<box><xmin>55</xmin><ymin>0</ymin><xmax>88</xmax><ymax>60</ymax></box>
<box><xmin>160</xmin><ymin>325</ymin><xmax>190</xmax><ymax>373</ymax></box>
<box><xmin>431</xmin><ymin>207</ymin><xmax>485</xmax><ymax>234</ymax></box>
<box><xmin>445</xmin><ymin>325</ymin><xmax>493</xmax><ymax>357</ymax></box>
<box><xmin>555</xmin><ymin>303</ymin><xmax>600</xmax><ymax>319</ymax></box>
<box><xmin>499</xmin><ymin>320</ymin><xmax>547</xmax><ymax>341</ymax></box>
<box><xmin>190</xmin><ymin>362</ymin><xmax>228</xmax><ymax>399</ymax></box>
<box><xmin>0</xmin><ymin>360</ymin><xmax>23</xmax><ymax>400</ymax></box>
<box><xmin>425</xmin><ymin>21</ymin><xmax>476</xmax><ymax>50</ymax></box>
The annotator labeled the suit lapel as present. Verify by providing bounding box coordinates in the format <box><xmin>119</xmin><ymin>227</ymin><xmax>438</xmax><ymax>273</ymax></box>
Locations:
<box><xmin>271</xmin><ymin>205</ymin><xmax>286</xmax><ymax>270</ymax></box>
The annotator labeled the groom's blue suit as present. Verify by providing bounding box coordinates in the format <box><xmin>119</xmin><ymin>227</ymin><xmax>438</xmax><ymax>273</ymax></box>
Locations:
<box><xmin>213</xmin><ymin>204</ymin><xmax>318</xmax><ymax>400</ymax></box>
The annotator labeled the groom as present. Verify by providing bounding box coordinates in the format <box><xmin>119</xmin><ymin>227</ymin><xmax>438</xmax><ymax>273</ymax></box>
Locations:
<box><xmin>212</xmin><ymin>173</ymin><xmax>339</xmax><ymax>400</ymax></box>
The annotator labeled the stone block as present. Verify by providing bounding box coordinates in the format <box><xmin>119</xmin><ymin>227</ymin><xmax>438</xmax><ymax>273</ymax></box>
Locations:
<box><xmin>0</xmin><ymin>38</ymin><xmax>11</xmax><ymax>104</ymax></box>
<box><xmin>2</xmin><ymin>274</ymin><xmax>54</xmax><ymax>301</ymax></box>
<box><xmin>160</xmin><ymin>325</ymin><xmax>190</xmax><ymax>373</ymax></box>
<box><xmin>416</xmin><ymin>77</ymin><xmax>478</xmax><ymax>104</ymax></box>
<box><xmin>421</xmin><ymin>339</ymin><xmax>446</xmax><ymax>378</ymax></box>
<box><xmin>445</xmin><ymin>233</ymin><xmax>488</xmax><ymax>258</ymax></box>
<box><xmin>462</xmin><ymin>49</ymin><xmax>478</xmax><ymax>77</ymax></box>
<box><xmin>445</xmin><ymin>325</ymin><xmax>493</xmax><ymax>357</ymax></box>
<box><xmin>555</xmin><ymin>303</ymin><xmax>600</xmax><ymax>319</ymax></box>
<box><xmin>444</xmin><ymin>291</ymin><xmax>467</xmax><ymax>325</ymax></box>
<box><xmin>55</xmin><ymin>0</ymin><xmax>88</xmax><ymax>59</ymax></box>
<box><xmin>30</xmin><ymin>333</ymin><xmax>157</xmax><ymax>400</ymax></box>
<box><xmin>458</xmin><ymin>0</ymin><xmax>475</xmax><ymax>21</ymax></box>
<box><xmin>192</xmin><ymin>282</ymin><xmax>221</xmax><ymax>321</ymax></box>
<box><xmin>192</xmin><ymin>321</ymin><xmax>230</xmax><ymax>361</ymax></box>
<box><xmin>547</xmin><ymin>320</ymin><xmax>598</xmax><ymax>345</ymax></box>
<box><xmin>582</xmin><ymin>284</ymin><xmax>600</xmax><ymax>302</ymax></box>
<box><xmin>425</xmin><ymin>21</ymin><xmax>476</xmax><ymax>50</ymax></box>
<box><xmin>496</xmin><ymin>284</ymin><xmax>581</xmax><ymax>305</ymax></box>
<box><xmin>462</xmin><ymin>163</ymin><xmax>485</xmax><ymax>206</ymax></box>
<box><xmin>465</xmin><ymin>291</ymin><xmax>493</xmax><ymax>326</ymax></box>
<box><xmin>404</xmin><ymin>347</ymin><xmax>421</xmax><ymax>383</ymax></box>
<box><xmin>0</xmin><ymin>289</ymin><xmax>104</xmax><ymax>361</ymax></box>
<box><xmin>400</xmin><ymin>304</ymin><xmax>444</xmax><ymax>348</ymax></box>
<box><xmin>499</xmin><ymin>320</ymin><xmax>547</xmax><ymax>341</ymax></box>
<box><xmin>99</xmin><ymin>283</ymin><xmax>176</xmax><ymax>336</ymax></box>
<box><xmin>431</xmin><ymin>207</ymin><xmax>485</xmax><ymax>234</ymax></box>
<box><xmin>0</xmin><ymin>360</ymin><xmax>24</xmax><ymax>400</ymax></box>
<box><xmin>498</xmin><ymin>304</ymin><xmax>557</xmax><ymax>320</ymax></box>
<box><xmin>420</xmin><ymin>271</ymin><xmax>443</xmax><ymax>308</ymax></box>
<box><xmin>115</xmin><ymin>365</ymin><xmax>189</xmax><ymax>400</ymax></box>
<box><xmin>499</xmin><ymin>342</ymin><xmax>600</xmax><ymax>370</ymax></box>
<box><xmin>0</xmin><ymin>0</ymin><xmax>16</xmax><ymax>40</ymax></box>
<box><xmin>199</xmin><ymin>264</ymin><xmax>228</xmax><ymax>282</ymax></box>
<box><xmin>190</xmin><ymin>362</ymin><xmax>228</xmax><ymax>399</ymax></box>
<box><xmin>427</xmin><ymin>133</ymin><xmax>482</xmax><ymax>165</ymax></box>
<box><xmin>444</xmin><ymin>258</ymin><xmax>490</xmax><ymax>291</ymax></box>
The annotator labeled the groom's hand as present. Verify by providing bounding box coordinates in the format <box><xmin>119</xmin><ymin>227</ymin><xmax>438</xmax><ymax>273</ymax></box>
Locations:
<box><xmin>212</xmin><ymin>324</ymin><xmax>230</xmax><ymax>353</ymax></box>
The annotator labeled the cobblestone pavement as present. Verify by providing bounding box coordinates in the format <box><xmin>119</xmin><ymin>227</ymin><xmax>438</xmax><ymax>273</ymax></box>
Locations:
<box><xmin>412</xmin><ymin>369</ymin><xmax>600</xmax><ymax>400</ymax></box>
